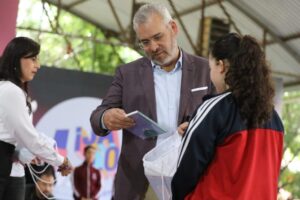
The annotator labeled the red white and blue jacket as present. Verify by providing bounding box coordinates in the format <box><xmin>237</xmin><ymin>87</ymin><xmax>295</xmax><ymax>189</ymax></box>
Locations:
<box><xmin>171</xmin><ymin>92</ymin><xmax>284</xmax><ymax>200</ymax></box>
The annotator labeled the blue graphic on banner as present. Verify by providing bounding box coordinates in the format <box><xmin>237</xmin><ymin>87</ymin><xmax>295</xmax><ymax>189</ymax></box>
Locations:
<box><xmin>36</xmin><ymin>97</ymin><xmax>122</xmax><ymax>200</ymax></box>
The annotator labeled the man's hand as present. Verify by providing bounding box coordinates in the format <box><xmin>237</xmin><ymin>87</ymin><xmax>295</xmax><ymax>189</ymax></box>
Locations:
<box><xmin>177</xmin><ymin>122</ymin><xmax>189</xmax><ymax>136</ymax></box>
<box><xmin>103</xmin><ymin>108</ymin><xmax>135</xmax><ymax>130</ymax></box>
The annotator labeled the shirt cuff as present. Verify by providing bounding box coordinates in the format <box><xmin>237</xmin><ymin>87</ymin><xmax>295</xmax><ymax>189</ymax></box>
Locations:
<box><xmin>56</xmin><ymin>154</ymin><xmax>65</xmax><ymax>167</ymax></box>
<box><xmin>101</xmin><ymin>111</ymin><xmax>108</xmax><ymax>130</ymax></box>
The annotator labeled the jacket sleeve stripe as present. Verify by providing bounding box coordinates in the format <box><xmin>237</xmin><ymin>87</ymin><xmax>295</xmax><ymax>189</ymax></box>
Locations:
<box><xmin>177</xmin><ymin>92</ymin><xmax>231</xmax><ymax>166</ymax></box>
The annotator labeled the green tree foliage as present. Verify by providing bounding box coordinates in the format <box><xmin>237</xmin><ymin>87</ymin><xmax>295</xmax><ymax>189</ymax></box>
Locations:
<box><xmin>16</xmin><ymin>0</ymin><xmax>141</xmax><ymax>75</ymax></box>
<box><xmin>279</xmin><ymin>91</ymin><xmax>300</xmax><ymax>198</ymax></box>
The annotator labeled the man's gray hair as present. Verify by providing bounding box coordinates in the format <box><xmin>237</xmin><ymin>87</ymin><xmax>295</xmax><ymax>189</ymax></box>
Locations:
<box><xmin>133</xmin><ymin>3</ymin><xmax>172</xmax><ymax>31</ymax></box>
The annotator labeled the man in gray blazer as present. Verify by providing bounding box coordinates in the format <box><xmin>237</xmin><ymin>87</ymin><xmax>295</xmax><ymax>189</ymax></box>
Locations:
<box><xmin>90</xmin><ymin>3</ymin><xmax>213</xmax><ymax>200</ymax></box>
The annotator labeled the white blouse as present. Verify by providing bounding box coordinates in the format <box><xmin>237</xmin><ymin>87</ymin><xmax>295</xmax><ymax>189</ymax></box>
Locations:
<box><xmin>0</xmin><ymin>81</ymin><xmax>64</xmax><ymax>169</ymax></box>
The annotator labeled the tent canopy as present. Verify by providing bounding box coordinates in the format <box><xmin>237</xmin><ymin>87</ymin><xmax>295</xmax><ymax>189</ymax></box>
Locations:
<box><xmin>44</xmin><ymin>0</ymin><xmax>300</xmax><ymax>89</ymax></box>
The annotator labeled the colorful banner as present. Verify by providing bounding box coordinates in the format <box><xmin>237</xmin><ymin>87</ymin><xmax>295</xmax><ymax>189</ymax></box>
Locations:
<box><xmin>30</xmin><ymin>67</ymin><xmax>118</xmax><ymax>200</ymax></box>
<box><xmin>0</xmin><ymin>0</ymin><xmax>19</xmax><ymax>55</ymax></box>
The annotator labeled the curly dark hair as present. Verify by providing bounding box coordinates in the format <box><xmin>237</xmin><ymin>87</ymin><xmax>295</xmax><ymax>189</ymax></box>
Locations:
<box><xmin>211</xmin><ymin>33</ymin><xmax>274</xmax><ymax>128</ymax></box>
<box><xmin>0</xmin><ymin>37</ymin><xmax>40</xmax><ymax>113</ymax></box>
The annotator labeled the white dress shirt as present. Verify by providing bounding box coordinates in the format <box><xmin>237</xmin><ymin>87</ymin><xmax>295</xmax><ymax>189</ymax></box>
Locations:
<box><xmin>152</xmin><ymin>50</ymin><xmax>183</xmax><ymax>144</ymax></box>
<box><xmin>0</xmin><ymin>81</ymin><xmax>64</xmax><ymax>176</ymax></box>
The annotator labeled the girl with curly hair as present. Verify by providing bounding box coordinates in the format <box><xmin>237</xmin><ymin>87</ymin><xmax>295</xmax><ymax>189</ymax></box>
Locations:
<box><xmin>172</xmin><ymin>33</ymin><xmax>284</xmax><ymax>200</ymax></box>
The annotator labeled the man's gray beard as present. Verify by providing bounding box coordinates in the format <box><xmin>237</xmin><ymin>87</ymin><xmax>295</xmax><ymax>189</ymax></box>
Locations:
<box><xmin>148</xmin><ymin>40</ymin><xmax>178</xmax><ymax>66</ymax></box>
<box><xmin>151</xmin><ymin>50</ymin><xmax>176</xmax><ymax>66</ymax></box>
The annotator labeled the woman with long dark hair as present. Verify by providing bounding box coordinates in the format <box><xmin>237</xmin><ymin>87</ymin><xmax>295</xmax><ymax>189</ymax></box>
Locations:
<box><xmin>171</xmin><ymin>33</ymin><xmax>284</xmax><ymax>200</ymax></box>
<box><xmin>0</xmin><ymin>37</ymin><xmax>72</xmax><ymax>199</ymax></box>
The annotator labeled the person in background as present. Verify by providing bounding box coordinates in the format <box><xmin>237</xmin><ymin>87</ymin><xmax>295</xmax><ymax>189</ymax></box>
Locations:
<box><xmin>0</xmin><ymin>37</ymin><xmax>72</xmax><ymax>200</ymax></box>
<box><xmin>72</xmin><ymin>145</ymin><xmax>101</xmax><ymax>200</ymax></box>
<box><xmin>25</xmin><ymin>165</ymin><xmax>56</xmax><ymax>200</ymax></box>
<box><xmin>90</xmin><ymin>3</ymin><xmax>213</xmax><ymax>199</ymax></box>
<box><xmin>171</xmin><ymin>33</ymin><xmax>284</xmax><ymax>200</ymax></box>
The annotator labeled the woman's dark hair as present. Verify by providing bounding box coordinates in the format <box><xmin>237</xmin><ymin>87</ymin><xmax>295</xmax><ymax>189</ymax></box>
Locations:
<box><xmin>211</xmin><ymin>33</ymin><xmax>274</xmax><ymax>127</ymax></box>
<box><xmin>0</xmin><ymin>37</ymin><xmax>40</xmax><ymax>113</ymax></box>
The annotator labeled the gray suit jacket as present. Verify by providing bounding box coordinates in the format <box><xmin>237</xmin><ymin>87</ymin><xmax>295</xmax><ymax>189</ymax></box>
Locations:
<box><xmin>90</xmin><ymin>51</ymin><xmax>213</xmax><ymax>200</ymax></box>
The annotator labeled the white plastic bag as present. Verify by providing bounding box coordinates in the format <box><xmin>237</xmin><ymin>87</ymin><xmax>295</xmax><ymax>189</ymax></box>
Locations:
<box><xmin>143</xmin><ymin>132</ymin><xmax>182</xmax><ymax>200</ymax></box>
